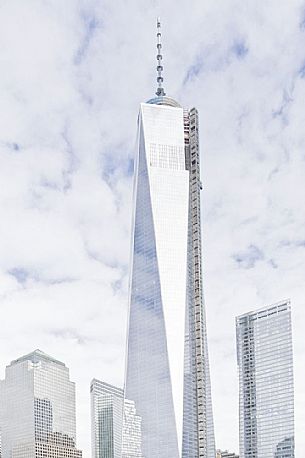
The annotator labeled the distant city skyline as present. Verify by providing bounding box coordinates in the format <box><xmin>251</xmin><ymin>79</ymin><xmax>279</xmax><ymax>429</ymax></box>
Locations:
<box><xmin>0</xmin><ymin>300</ymin><xmax>296</xmax><ymax>458</ymax></box>
<box><xmin>0</xmin><ymin>1</ymin><xmax>304</xmax><ymax>456</ymax></box>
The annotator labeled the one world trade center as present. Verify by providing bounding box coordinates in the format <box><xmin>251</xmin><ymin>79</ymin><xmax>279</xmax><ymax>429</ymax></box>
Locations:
<box><xmin>125</xmin><ymin>19</ymin><xmax>215</xmax><ymax>458</ymax></box>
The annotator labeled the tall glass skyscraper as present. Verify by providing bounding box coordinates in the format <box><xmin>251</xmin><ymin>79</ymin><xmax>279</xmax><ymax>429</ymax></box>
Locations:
<box><xmin>236</xmin><ymin>300</ymin><xmax>294</xmax><ymax>458</ymax></box>
<box><xmin>0</xmin><ymin>349</ymin><xmax>82</xmax><ymax>458</ymax></box>
<box><xmin>125</xmin><ymin>19</ymin><xmax>215</xmax><ymax>458</ymax></box>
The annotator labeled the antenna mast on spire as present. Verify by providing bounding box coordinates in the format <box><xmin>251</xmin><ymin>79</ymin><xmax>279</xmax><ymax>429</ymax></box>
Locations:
<box><xmin>156</xmin><ymin>17</ymin><xmax>166</xmax><ymax>97</ymax></box>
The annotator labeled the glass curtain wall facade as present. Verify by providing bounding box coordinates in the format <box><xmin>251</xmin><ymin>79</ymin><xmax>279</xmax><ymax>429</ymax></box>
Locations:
<box><xmin>0</xmin><ymin>350</ymin><xmax>82</xmax><ymax>458</ymax></box>
<box><xmin>122</xmin><ymin>400</ymin><xmax>142</xmax><ymax>458</ymax></box>
<box><xmin>236</xmin><ymin>300</ymin><xmax>294</xmax><ymax>458</ymax></box>
<box><xmin>91</xmin><ymin>380</ymin><xmax>124</xmax><ymax>458</ymax></box>
<box><xmin>91</xmin><ymin>380</ymin><xmax>142</xmax><ymax>458</ymax></box>
<box><xmin>125</xmin><ymin>95</ymin><xmax>215</xmax><ymax>458</ymax></box>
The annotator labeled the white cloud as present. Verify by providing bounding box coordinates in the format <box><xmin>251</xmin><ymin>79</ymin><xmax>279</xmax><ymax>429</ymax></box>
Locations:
<box><xmin>0</xmin><ymin>0</ymin><xmax>305</xmax><ymax>455</ymax></box>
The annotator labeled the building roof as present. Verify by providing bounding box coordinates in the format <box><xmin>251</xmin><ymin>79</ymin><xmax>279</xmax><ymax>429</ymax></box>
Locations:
<box><xmin>90</xmin><ymin>378</ymin><xmax>123</xmax><ymax>397</ymax></box>
<box><xmin>10</xmin><ymin>349</ymin><xmax>65</xmax><ymax>367</ymax></box>
<box><xmin>146</xmin><ymin>95</ymin><xmax>181</xmax><ymax>107</ymax></box>
<box><xmin>236</xmin><ymin>299</ymin><xmax>291</xmax><ymax>321</ymax></box>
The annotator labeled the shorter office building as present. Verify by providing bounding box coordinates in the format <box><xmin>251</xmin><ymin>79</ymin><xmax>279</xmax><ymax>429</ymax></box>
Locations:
<box><xmin>236</xmin><ymin>300</ymin><xmax>294</xmax><ymax>458</ymax></box>
<box><xmin>91</xmin><ymin>380</ymin><xmax>123</xmax><ymax>458</ymax></box>
<box><xmin>0</xmin><ymin>349</ymin><xmax>82</xmax><ymax>458</ymax></box>
<box><xmin>90</xmin><ymin>379</ymin><xmax>142</xmax><ymax>458</ymax></box>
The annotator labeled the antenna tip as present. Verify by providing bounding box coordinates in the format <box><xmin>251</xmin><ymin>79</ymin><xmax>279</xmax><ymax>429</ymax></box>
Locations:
<box><xmin>155</xmin><ymin>17</ymin><xmax>166</xmax><ymax>97</ymax></box>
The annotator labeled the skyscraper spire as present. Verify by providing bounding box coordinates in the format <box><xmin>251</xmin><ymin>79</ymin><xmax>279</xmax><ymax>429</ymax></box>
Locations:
<box><xmin>156</xmin><ymin>17</ymin><xmax>166</xmax><ymax>97</ymax></box>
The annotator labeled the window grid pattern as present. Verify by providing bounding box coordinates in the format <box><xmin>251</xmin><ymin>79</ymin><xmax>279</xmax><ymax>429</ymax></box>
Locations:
<box><xmin>91</xmin><ymin>380</ymin><xmax>124</xmax><ymax>458</ymax></box>
<box><xmin>125</xmin><ymin>118</ymin><xmax>179</xmax><ymax>458</ymax></box>
<box><xmin>182</xmin><ymin>107</ymin><xmax>215</xmax><ymax>458</ymax></box>
<box><xmin>236</xmin><ymin>302</ymin><xmax>294</xmax><ymax>458</ymax></box>
<box><xmin>126</xmin><ymin>101</ymin><xmax>216</xmax><ymax>458</ymax></box>
<box><xmin>0</xmin><ymin>350</ymin><xmax>82</xmax><ymax>458</ymax></box>
<box><xmin>91</xmin><ymin>380</ymin><xmax>143</xmax><ymax>458</ymax></box>
<box><xmin>149</xmin><ymin>143</ymin><xmax>185</xmax><ymax>170</ymax></box>
<box><xmin>122</xmin><ymin>400</ymin><xmax>142</xmax><ymax>458</ymax></box>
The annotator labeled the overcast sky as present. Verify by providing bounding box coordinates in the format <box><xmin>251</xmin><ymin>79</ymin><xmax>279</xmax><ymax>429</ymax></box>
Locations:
<box><xmin>0</xmin><ymin>0</ymin><xmax>305</xmax><ymax>455</ymax></box>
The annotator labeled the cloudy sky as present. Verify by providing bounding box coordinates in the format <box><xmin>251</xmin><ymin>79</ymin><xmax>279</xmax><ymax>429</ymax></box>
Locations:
<box><xmin>0</xmin><ymin>0</ymin><xmax>305</xmax><ymax>455</ymax></box>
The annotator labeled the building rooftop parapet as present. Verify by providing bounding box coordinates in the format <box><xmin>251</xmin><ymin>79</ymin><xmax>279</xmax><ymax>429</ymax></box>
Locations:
<box><xmin>236</xmin><ymin>298</ymin><xmax>291</xmax><ymax>321</ymax></box>
<box><xmin>10</xmin><ymin>349</ymin><xmax>65</xmax><ymax>367</ymax></box>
